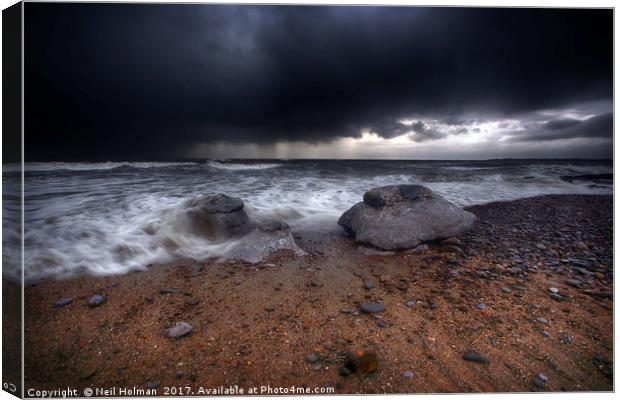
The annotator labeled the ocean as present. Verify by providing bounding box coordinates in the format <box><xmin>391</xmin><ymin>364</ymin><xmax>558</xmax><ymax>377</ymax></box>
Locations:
<box><xmin>2</xmin><ymin>159</ymin><xmax>613</xmax><ymax>283</ymax></box>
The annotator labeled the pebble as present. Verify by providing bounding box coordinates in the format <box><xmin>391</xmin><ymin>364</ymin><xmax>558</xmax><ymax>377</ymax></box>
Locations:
<box><xmin>536</xmin><ymin>317</ymin><xmax>549</xmax><ymax>324</ymax></box>
<box><xmin>402</xmin><ymin>370</ymin><xmax>414</xmax><ymax>378</ymax></box>
<box><xmin>80</xmin><ymin>367</ymin><xmax>97</xmax><ymax>380</ymax></box>
<box><xmin>166</xmin><ymin>322</ymin><xmax>193</xmax><ymax>338</ymax></box>
<box><xmin>533</xmin><ymin>373</ymin><xmax>548</xmax><ymax>388</ymax></box>
<box><xmin>338</xmin><ymin>367</ymin><xmax>352</xmax><ymax>377</ymax></box>
<box><xmin>364</xmin><ymin>281</ymin><xmax>375</xmax><ymax>290</ymax></box>
<box><xmin>405</xmin><ymin>300</ymin><xmax>416</xmax><ymax>307</ymax></box>
<box><xmin>501</xmin><ymin>287</ymin><xmax>512</xmax><ymax>294</ymax></box>
<box><xmin>146</xmin><ymin>381</ymin><xmax>160</xmax><ymax>389</ymax></box>
<box><xmin>566</xmin><ymin>279</ymin><xmax>582</xmax><ymax>287</ymax></box>
<box><xmin>548</xmin><ymin>287</ymin><xmax>559</xmax><ymax>294</ymax></box>
<box><xmin>88</xmin><ymin>294</ymin><xmax>105</xmax><ymax>307</ymax></box>
<box><xmin>159</xmin><ymin>288</ymin><xmax>187</xmax><ymax>295</ymax></box>
<box><xmin>305</xmin><ymin>353</ymin><xmax>320</xmax><ymax>363</ymax></box>
<box><xmin>542</xmin><ymin>331</ymin><xmax>550</xmax><ymax>337</ymax></box>
<box><xmin>175</xmin><ymin>371</ymin><xmax>184</xmax><ymax>379</ymax></box>
<box><xmin>54</xmin><ymin>298</ymin><xmax>73</xmax><ymax>308</ymax></box>
<box><xmin>340</xmin><ymin>308</ymin><xmax>352</xmax><ymax>314</ymax></box>
<box><xmin>536</xmin><ymin>243</ymin><xmax>547</xmax><ymax>250</ymax></box>
<box><xmin>476</xmin><ymin>303</ymin><xmax>487</xmax><ymax>310</ymax></box>
<box><xmin>345</xmin><ymin>349</ymin><xmax>378</xmax><ymax>373</ymax></box>
<box><xmin>265</xmin><ymin>305</ymin><xmax>275</xmax><ymax>312</ymax></box>
<box><xmin>360</xmin><ymin>303</ymin><xmax>385</xmax><ymax>314</ymax></box>
<box><xmin>462</xmin><ymin>350</ymin><xmax>489</xmax><ymax>364</ymax></box>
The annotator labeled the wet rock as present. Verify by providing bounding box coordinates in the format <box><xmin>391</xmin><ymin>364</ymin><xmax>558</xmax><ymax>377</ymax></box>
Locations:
<box><xmin>463</xmin><ymin>350</ymin><xmax>489</xmax><ymax>364</ymax></box>
<box><xmin>338</xmin><ymin>185</ymin><xmax>476</xmax><ymax>250</ymax></box>
<box><xmin>54</xmin><ymin>298</ymin><xmax>73</xmax><ymax>308</ymax></box>
<box><xmin>183</xmin><ymin>194</ymin><xmax>252</xmax><ymax>240</ymax></box>
<box><xmin>360</xmin><ymin>303</ymin><xmax>385</xmax><ymax>314</ymax></box>
<box><xmin>533</xmin><ymin>373</ymin><xmax>548</xmax><ymax>388</ymax></box>
<box><xmin>345</xmin><ymin>349</ymin><xmax>379</xmax><ymax>373</ymax></box>
<box><xmin>88</xmin><ymin>294</ymin><xmax>105</xmax><ymax>307</ymax></box>
<box><xmin>166</xmin><ymin>322</ymin><xmax>193</xmax><ymax>338</ymax></box>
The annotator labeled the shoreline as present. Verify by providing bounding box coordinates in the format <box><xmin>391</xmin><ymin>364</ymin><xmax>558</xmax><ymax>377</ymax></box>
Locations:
<box><xmin>22</xmin><ymin>194</ymin><xmax>613</xmax><ymax>393</ymax></box>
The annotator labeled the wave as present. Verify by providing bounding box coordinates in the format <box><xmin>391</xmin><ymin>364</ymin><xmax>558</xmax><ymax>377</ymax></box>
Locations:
<box><xmin>206</xmin><ymin>161</ymin><xmax>283</xmax><ymax>171</ymax></box>
<box><xmin>3</xmin><ymin>162</ymin><xmax>199</xmax><ymax>173</ymax></box>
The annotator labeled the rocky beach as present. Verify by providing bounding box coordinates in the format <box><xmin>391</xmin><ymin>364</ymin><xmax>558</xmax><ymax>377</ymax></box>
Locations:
<box><xmin>23</xmin><ymin>193</ymin><xmax>613</xmax><ymax>394</ymax></box>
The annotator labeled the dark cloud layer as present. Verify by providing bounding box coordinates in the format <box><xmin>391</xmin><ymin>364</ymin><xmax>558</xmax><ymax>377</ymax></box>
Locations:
<box><xmin>511</xmin><ymin>112</ymin><xmax>613</xmax><ymax>142</ymax></box>
<box><xmin>24</xmin><ymin>4</ymin><xmax>612</xmax><ymax>160</ymax></box>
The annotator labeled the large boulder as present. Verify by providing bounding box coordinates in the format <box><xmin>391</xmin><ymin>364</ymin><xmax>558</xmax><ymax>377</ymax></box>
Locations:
<box><xmin>338</xmin><ymin>185</ymin><xmax>476</xmax><ymax>250</ymax></box>
<box><xmin>184</xmin><ymin>194</ymin><xmax>252</xmax><ymax>240</ymax></box>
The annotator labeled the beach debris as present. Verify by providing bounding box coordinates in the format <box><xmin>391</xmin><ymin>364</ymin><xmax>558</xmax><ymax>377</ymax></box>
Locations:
<box><xmin>345</xmin><ymin>349</ymin><xmax>379</xmax><ymax>373</ymax></box>
<box><xmin>533</xmin><ymin>373</ymin><xmax>548</xmax><ymax>388</ymax></box>
<box><xmin>88</xmin><ymin>294</ymin><xmax>105</xmax><ymax>307</ymax></box>
<box><xmin>53</xmin><ymin>298</ymin><xmax>73</xmax><ymax>308</ymax></box>
<box><xmin>338</xmin><ymin>185</ymin><xmax>476</xmax><ymax>250</ymax></box>
<box><xmin>166</xmin><ymin>322</ymin><xmax>193</xmax><ymax>338</ymax></box>
<box><xmin>360</xmin><ymin>303</ymin><xmax>385</xmax><ymax>314</ymax></box>
<box><xmin>463</xmin><ymin>350</ymin><xmax>489</xmax><ymax>364</ymax></box>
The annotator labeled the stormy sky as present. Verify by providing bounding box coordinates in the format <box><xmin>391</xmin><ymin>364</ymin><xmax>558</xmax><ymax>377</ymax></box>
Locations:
<box><xmin>25</xmin><ymin>4</ymin><xmax>613</xmax><ymax>160</ymax></box>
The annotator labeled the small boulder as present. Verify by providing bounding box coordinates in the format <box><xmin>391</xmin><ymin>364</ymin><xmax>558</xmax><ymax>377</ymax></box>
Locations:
<box><xmin>338</xmin><ymin>185</ymin><xmax>476</xmax><ymax>250</ymax></box>
<box><xmin>182</xmin><ymin>194</ymin><xmax>252</xmax><ymax>240</ymax></box>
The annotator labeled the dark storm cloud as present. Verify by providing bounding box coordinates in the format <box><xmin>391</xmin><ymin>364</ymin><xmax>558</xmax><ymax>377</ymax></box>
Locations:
<box><xmin>510</xmin><ymin>112</ymin><xmax>613</xmax><ymax>142</ymax></box>
<box><xmin>409</xmin><ymin>121</ymin><xmax>447</xmax><ymax>142</ymax></box>
<box><xmin>24</xmin><ymin>4</ymin><xmax>613</xmax><ymax>160</ymax></box>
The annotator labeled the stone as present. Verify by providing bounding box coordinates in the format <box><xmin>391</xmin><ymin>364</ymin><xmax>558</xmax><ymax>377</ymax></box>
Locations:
<box><xmin>402</xmin><ymin>370</ymin><xmax>414</xmax><ymax>378</ymax></box>
<box><xmin>533</xmin><ymin>373</ymin><xmax>548</xmax><ymax>388</ymax></box>
<box><xmin>360</xmin><ymin>303</ymin><xmax>385</xmax><ymax>314</ymax></box>
<box><xmin>364</xmin><ymin>281</ymin><xmax>375</xmax><ymax>290</ymax></box>
<box><xmin>54</xmin><ymin>298</ymin><xmax>73</xmax><ymax>308</ymax></box>
<box><xmin>338</xmin><ymin>367</ymin><xmax>352</xmax><ymax>377</ymax></box>
<box><xmin>159</xmin><ymin>288</ymin><xmax>189</xmax><ymax>295</ymax></box>
<box><xmin>265</xmin><ymin>305</ymin><xmax>275</xmax><ymax>312</ymax></box>
<box><xmin>338</xmin><ymin>185</ymin><xmax>476</xmax><ymax>250</ymax></box>
<box><xmin>175</xmin><ymin>371</ymin><xmax>184</xmax><ymax>379</ymax></box>
<box><xmin>566</xmin><ymin>279</ymin><xmax>582</xmax><ymax>287</ymax></box>
<box><xmin>345</xmin><ymin>349</ymin><xmax>379</xmax><ymax>373</ymax></box>
<box><xmin>548</xmin><ymin>287</ymin><xmax>559</xmax><ymax>294</ymax></box>
<box><xmin>166</xmin><ymin>322</ymin><xmax>193</xmax><ymax>338</ymax></box>
<box><xmin>305</xmin><ymin>353</ymin><xmax>320</xmax><ymax>363</ymax></box>
<box><xmin>88</xmin><ymin>294</ymin><xmax>105</xmax><ymax>307</ymax></box>
<box><xmin>146</xmin><ymin>381</ymin><xmax>160</xmax><ymax>389</ymax></box>
<box><xmin>80</xmin><ymin>367</ymin><xmax>98</xmax><ymax>380</ymax></box>
<box><xmin>440</xmin><ymin>237</ymin><xmax>462</xmax><ymax>247</ymax></box>
<box><xmin>536</xmin><ymin>317</ymin><xmax>549</xmax><ymax>324</ymax></box>
<box><xmin>463</xmin><ymin>350</ymin><xmax>489</xmax><ymax>364</ymax></box>
<box><xmin>224</xmin><ymin>220</ymin><xmax>305</xmax><ymax>263</ymax></box>
<box><xmin>183</xmin><ymin>194</ymin><xmax>252</xmax><ymax>240</ymax></box>
<box><xmin>476</xmin><ymin>303</ymin><xmax>487</xmax><ymax>310</ymax></box>
<box><xmin>501</xmin><ymin>287</ymin><xmax>512</xmax><ymax>294</ymax></box>
<box><xmin>405</xmin><ymin>300</ymin><xmax>416</xmax><ymax>307</ymax></box>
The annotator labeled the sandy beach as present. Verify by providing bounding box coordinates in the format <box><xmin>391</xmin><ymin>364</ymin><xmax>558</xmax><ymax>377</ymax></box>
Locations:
<box><xmin>22</xmin><ymin>194</ymin><xmax>613</xmax><ymax>394</ymax></box>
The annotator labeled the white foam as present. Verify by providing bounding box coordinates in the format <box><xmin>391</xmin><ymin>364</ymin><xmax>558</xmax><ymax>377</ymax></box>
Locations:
<box><xmin>206</xmin><ymin>161</ymin><xmax>283</xmax><ymax>170</ymax></box>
